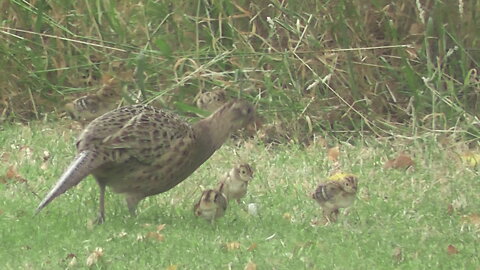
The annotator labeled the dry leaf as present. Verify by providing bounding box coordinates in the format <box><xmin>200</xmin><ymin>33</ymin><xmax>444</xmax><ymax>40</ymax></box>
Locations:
<box><xmin>392</xmin><ymin>247</ymin><xmax>403</xmax><ymax>262</ymax></box>
<box><xmin>136</xmin><ymin>234</ymin><xmax>146</xmax><ymax>241</ymax></box>
<box><xmin>327</xmin><ymin>146</ymin><xmax>339</xmax><ymax>162</ymax></box>
<box><xmin>66</xmin><ymin>253</ymin><xmax>76</xmax><ymax>259</ymax></box>
<box><xmin>5</xmin><ymin>165</ymin><xmax>27</xmax><ymax>183</ymax></box>
<box><xmin>225</xmin><ymin>242</ymin><xmax>241</xmax><ymax>251</ymax></box>
<box><xmin>40</xmin><ymin>162</ymin><xmax>49</xmax><ymax>171</ymax></box>
<box><xmin>86</xmin><ymin>247</ymin><xmax>104</xmax><ymax>267</ymax></box>
<box><xmin>68</xmin><ymin>257</ymin><xmax>77</xmax><ymax>267</ymax></box>
<box><xmin>447</xmin><ymin>204</ymin><xmax>454</xmax><ymax>215</ymax></box>
<box><xmin>447</xmin><ymin>245</ymin><xmax>459</xmax><ymax>255</ymax></box>
<box><xmin>146</xmin><ymin>232</ymin><xmax>165</xmax><ymax>242</ymax></box>
<box><xmin>6</xmin><ymin>165</ymin><xmax>18</xmax><ymax>179</ymax></box>
<box><xmin>42</xmin><ymin>150</ymin><xmax>51</xmax><ymax>161</ymax></box>
<box><xmin>18</xmin><ymin>146</ymin><xmax>33</xmax><ymax>160</ymax></box>
<box><xmin>247</xmin><ymin>243</ymin><xmax>257</xmax><ymax>252</ymax></box>
<box><xmin>166</xmin><ymin>265</ymin><xmax>178</xmax><ymax>270</ymax></box>
<box><xmin>156</xmin><ymin>224</ymin><xmax>166</xmax><ymax>232</ymax></box>
<box><xmin>461</xmin><ymin>213</ymin><xmax>480</xmax><ymax>226</ymax></box>
<box><xmin>283</xmin><ymin>212</ymin><xmax>292</xmax><ymax>221</ymax></box>
<box><xmin>114</xmin><ymin>231</ymin><xmax>128</xmax><ymax>238</ymax></box>
<box><xmin>244</xmin><ymin>261</ymin><xmax>257</xmax><ymax>270</ymax></box>
<box><xmin>0</xmin><ymin>152</ymin><xmax>10</xmax><ymax>162</ymax></box>
<box><xmin>384</xmin><ymin>154</ymin><xmax>414</xmax><ymax>170</ymax></box>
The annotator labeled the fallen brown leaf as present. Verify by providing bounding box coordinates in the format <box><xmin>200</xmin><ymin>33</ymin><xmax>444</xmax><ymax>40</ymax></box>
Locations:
<box><xmin>40</xmin><ymin>162</ymin><xmax>49</xmax><ymax>171</ymax></box>
<box><xmin>42</xmin><ymin>150</ymin><xmax>51</xmax><ymax>161</ymax></box>
<box><xmin>225</xmin><ymin>242</ymin><xmax>241</xmax><ymax>251</ymax></box>
<box><xmin>283</xmin><ymin>212</ymin><xmax>292</xmax><ymax>221</ymax></box>
<box><xmin>156</xmin><ymin>224</ymin><xmax>166</xmax><ymax>232</ymax></box>
<box><xmin>68</xmin><ymin>257</ymin><xmax>77</xmax><ymax>267</ymax></box>
<box><xmin>166</xmin><ymin>265</ymin><xmax>178</xmax><ymax>270</ymax></box>
<box><xmin>18</xmin><ymin>145</ymin><xmax>33</xmax><ymax>160</ymax></box>
<box><xmin>244</xmin><ymin>261</ymin><xmax>257</xmax><ymax>270</ymax></box>
<box><xmin>5</xmin><ymin>165</ymin><xmax>28</xmax><ymax>183</ymax></box>
<box><xmin>447</xmin><ymin>204</ymin><xmax>454</xmax><ymax>215</ymax></box>
<box><xmin>247</xmin><ymin>243</ymin><xmax>257</xmax><ymax>252</ymax></box>
<box><xmin>86</xmin><ymin>247</ymin><xmax>104</xmax><ymax>267</ymax></box>
<box><xmin>0</xmin><ymin>152</ymin><xmax>10</xmax><ymax>162</ymax></box>
<box><xmin>461</xmin><ymin>213</ymin><xmax>480</xmax><ymax>226</ymax></box>
<box><xmin>327</xmin><ymin>146</ymin><xmax>340</xmax><ymax>162</ymax></box>
<box><xmin>66</xmin><ymin>253</ymin><xmax>76</xmax><ymax>259</ymax></box>
<box><xmin>384</xmin><ymin>154</ymin><xmax>414</xmax><ymax>170</ymax></box>
<box><xmin>392</xmin><ymin>247</ymin><xmax>403</xmax><ymax>262</ymax></box>
<box><xmin>447</xmin><ymin>244</ymin><xmax>459</xmax><ymax>255</ymax></box>
<box><xmin>5</xmin><ymin>165</ymin><xmax>18</xmax><ymax>179</ymax></box>
<box><xmin>146</xmin><ymin>232</ymin><xmax>165</xmax><ymax>242</ymax></box>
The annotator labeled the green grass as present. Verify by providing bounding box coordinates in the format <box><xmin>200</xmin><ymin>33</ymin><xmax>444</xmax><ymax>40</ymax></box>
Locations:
<box><xmin>1</xmin><ymin>0</ymin><xmax>479</xmax><ymax>140</ymax></box>
<box><xmin>1</xmin><ymin>122</ymin><xmax>479</xmax><ymax>269</ymax></box>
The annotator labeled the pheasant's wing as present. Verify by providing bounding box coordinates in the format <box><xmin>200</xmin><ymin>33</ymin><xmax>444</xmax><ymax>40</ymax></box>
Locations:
<box><xmin>215</xmin><ymin>192</ymin><xmax>228</xmax><ymax>211</ymax></box>
<box><xmin>79</xmin><ymin>105</ymin><xmax>193</xmax><ymax>164</ymax></box>
<box><xmin>313</xmin><ymin>182</ymin><xmax>341</xmax><ymax>202</ymax></box>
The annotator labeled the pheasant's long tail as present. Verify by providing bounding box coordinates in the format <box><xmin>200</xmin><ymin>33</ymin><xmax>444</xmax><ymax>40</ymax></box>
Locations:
<box><xmin>35</xmin><ymin>150</ymin><xmax>101</xmax><ymax>214</ymax></box>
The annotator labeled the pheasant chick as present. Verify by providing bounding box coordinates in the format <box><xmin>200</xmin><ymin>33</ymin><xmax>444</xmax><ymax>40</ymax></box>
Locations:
<box><xmin>311</xmin><ymin>175</ymin><xmax>358</xmax><ymax>223</ymax></box>
<box><xmin>217</xmin><ymin>163</ymin><xmax>254</xmax><ymax>203</ymax></box>
<box><xmin>65</xmin><ymin>80</ymin><xmax>119</xmax><ymax>125</ymax></box>
<box><xmin>194</xmin><ymin>189</ymin><xmax>228</xmax><ymax>222</ymax></box>
<box><xmin>196</xmin><ymin>89</ymin><xmax>228</xmax><ymax>113</ymax></box>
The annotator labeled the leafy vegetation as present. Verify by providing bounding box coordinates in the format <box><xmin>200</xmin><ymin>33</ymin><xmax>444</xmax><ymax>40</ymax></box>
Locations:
<box><xmin>1</xmin><ymin>0</ymin><xmax>479</xmax><ymax>140</ymax></box>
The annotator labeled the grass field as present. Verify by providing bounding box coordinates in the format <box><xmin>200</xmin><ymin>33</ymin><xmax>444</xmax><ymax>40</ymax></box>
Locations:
<box><xmin>1</xmin><ymin>0</ymin><xmax>479</xmax><ymax>269</ymax></box>
<box><xmin>0</xmin><ymin>122</ymin><xmax>478</xmax><ymax>269</ymax></box>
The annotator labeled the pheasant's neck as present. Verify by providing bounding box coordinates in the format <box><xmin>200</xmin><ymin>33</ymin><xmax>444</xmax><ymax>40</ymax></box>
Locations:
<box><xmin>193</xmin><ymin>117</ymin><xmax>232</xmax><ymax>152</ymax></box>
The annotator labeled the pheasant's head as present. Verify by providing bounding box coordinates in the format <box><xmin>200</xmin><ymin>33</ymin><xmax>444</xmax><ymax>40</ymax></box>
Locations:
<box><xmin>234</xmin><ymin>163</ymin><xmax>254</xmax><ymax>182</ymax></box>
<box><xmin>215</xmin><ymin>100</ymin><xmax>255</xmax><ymax>131</ymax></box>
<box><xmin>341</xmin><ymin>176</ymin><xmax>358</xmax><ymax>193</ymax></box>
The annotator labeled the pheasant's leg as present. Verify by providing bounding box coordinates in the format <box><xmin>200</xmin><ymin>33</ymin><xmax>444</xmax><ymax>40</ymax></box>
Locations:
<box><xmin>322</xmin><ymin>208</ymin><xmax>333</xmax><ymax>224</ymax></box>
<box><xmin>95</xmin><ymin>183</ymin><xmax>106</xmax><ymax>224</ymax></box>
<box><xmin>330</xmin><ymin>209</ymin><xmax>339</xmax><ymax>222</ymax></box>
<box><xmin>126</xmin><ymin>194</ymin><xmax>143</xmax><ymax>217</ymax></box>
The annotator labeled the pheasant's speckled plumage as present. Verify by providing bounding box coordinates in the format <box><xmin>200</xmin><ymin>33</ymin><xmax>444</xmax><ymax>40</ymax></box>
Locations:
<box><xmin>37</xmin><ymin>100</ymin><xmax>254</xmax><ymax>223</ymax></box>
<box><xmin>312</xmin><ymin>175</ymin><xmax>358</xmax><ymax>223</ymax></box>
<box><xmin>196</xmin><ymin>89</ymin><xmax>228</xmax><ymax>113</ymax></box>
<box><xmin>217</xmin><ymin>163</ymin><xmax>254</xmax><ymax>203</ymax></box>
<box><xmin>194</xmin><ymin>189</ymin><xmax>228</xmax><ymax>222</ymax></box>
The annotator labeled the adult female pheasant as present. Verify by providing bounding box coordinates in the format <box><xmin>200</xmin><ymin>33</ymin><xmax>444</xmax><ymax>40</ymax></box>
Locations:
<box><xmin>36</xmin><ymin>100</ymin><xmax>254</xmax><ymax>223</ymax></box>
